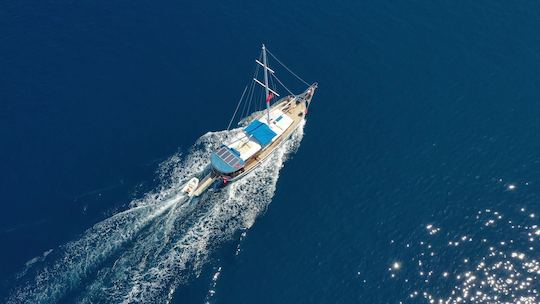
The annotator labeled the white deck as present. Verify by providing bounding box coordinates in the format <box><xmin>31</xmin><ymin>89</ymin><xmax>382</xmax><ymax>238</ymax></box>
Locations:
<box><xmin>226</xmin><ymin>109</ymin><xmax>294</xmax><ymax>162</ymax></box>
<box><xmin>258</xmin><ymin>109</ymin><xmax>293</xmax><ymax>141</ymax></box>
<box><xmin>228</xmin><ymin>137</ymin><xmax>261</xmax><ymax>160</ymax></box>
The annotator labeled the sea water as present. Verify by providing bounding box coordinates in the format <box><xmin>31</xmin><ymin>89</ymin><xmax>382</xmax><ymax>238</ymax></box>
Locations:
<box><xmin>2</xmin><ymin>1</ymin><xmax>540</xmax><ymax>303</ymax></box>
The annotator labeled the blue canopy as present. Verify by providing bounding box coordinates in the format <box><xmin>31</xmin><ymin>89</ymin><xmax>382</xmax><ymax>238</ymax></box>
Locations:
<box><xmin>211</xmin><ymin>145</ymin><xmax>245</xmax><ymax>174</ymax></box>
<box><xmin>244</xmin><ymin>120</ymin><xmax>277</xmax><ymax>146</ymax></box>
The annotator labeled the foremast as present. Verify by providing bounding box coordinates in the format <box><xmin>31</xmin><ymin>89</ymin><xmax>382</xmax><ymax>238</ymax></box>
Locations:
<box><xmin>255</xmin><ymin>44</ymin><xmax>280</xmax><ymax>123</ymax></box>
<box><xmin>262</xmin><ymin>44</ymin><xmax>271</xmax><ymax>122</ymax></box>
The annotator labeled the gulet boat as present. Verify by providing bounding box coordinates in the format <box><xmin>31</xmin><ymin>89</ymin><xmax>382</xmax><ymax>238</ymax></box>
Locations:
<box><xmin>183</xmin><ymin>45</ymin><xmax>317</xmax><ymax>197</ymax></box>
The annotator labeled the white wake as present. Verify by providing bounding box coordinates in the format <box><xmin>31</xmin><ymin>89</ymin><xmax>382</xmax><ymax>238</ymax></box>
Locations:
<box><xmin>7</xmin><ymin>121</ymin><xmax>305</xmax><ymax>304</ymax></box>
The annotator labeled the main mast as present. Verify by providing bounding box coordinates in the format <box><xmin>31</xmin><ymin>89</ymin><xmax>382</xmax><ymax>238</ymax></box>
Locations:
<box><xmin>253</xmin><ymin>44</ymin><xmax>280</xmax><ymax>122</ymax></box>
<box><xmin>262</xmin><ymin>44</ymin><xmax>271</xmax><ymax>122</ymax></box>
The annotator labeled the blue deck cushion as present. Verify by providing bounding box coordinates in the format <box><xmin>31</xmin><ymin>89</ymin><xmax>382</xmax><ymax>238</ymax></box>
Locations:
<box><xmin>211</xmin><ymin>145</ymin><xmax>245</xmax><ymax>174</ymax></box>
<box><xmin>244</xmin><ymin>120</ymin><xmax>277</xmax><ymax>146</ymax></box>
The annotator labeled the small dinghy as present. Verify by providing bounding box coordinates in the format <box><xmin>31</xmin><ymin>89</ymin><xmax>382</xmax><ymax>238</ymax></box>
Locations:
<box><xmin>181</xmin><ymin>177</ymin><xmax>199</xmax><ymax>197</ymax></box>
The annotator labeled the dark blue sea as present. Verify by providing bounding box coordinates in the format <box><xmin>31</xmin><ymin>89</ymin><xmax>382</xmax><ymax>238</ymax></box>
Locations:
<box><xmin>2</xmin><ymin>1</ymin><xmax>540</xmax><ymax>303</ymax></box>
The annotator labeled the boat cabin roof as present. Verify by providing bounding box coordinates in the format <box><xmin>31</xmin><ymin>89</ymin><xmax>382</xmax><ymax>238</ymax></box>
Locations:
<box><xmin>244</xmin><ymin>120</ymin><xmax>277</xmax><ymax>146</ymax></box>
<box><xmin>211</xmin><ymin>145</ymin><xmax>245</xmax><ymax>174</ymax></box>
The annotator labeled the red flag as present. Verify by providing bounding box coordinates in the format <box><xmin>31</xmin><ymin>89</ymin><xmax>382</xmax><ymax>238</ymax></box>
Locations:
<box><xmin>266</xmin><ymin>92</ymin><xmax>273</xmax><ymax>104</ymax></box>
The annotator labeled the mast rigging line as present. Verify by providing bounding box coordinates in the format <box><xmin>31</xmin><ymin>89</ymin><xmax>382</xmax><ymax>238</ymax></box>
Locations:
<box><xmin>241</xmin><ymin>59</ymin><xmax>260</xmax><ymax>121</ymax></box>
<box><xmin>266</xmin><ymin>48</ymin><xmax>310</xmax><ymax>87</ymax></box>
<box><xmin>227</xmin><ymin>84</ymin><xmax>248</xmax><ymax>131</ymax></box>
<box><xmin>271</xmin><ymin>73</ymin><xmax>294</xmax><ymax>96</ymax></box>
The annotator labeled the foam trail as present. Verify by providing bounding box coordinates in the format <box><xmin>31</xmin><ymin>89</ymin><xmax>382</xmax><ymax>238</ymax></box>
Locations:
<box><xmin>8</xmin><ymin>194</ymin><xmax>185</xmax><ymax>304</ymax></box>
<box><xmin>8</xmin><ymin>121</ymin><xmax>306</xmax><ymax>304</ymax></box>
